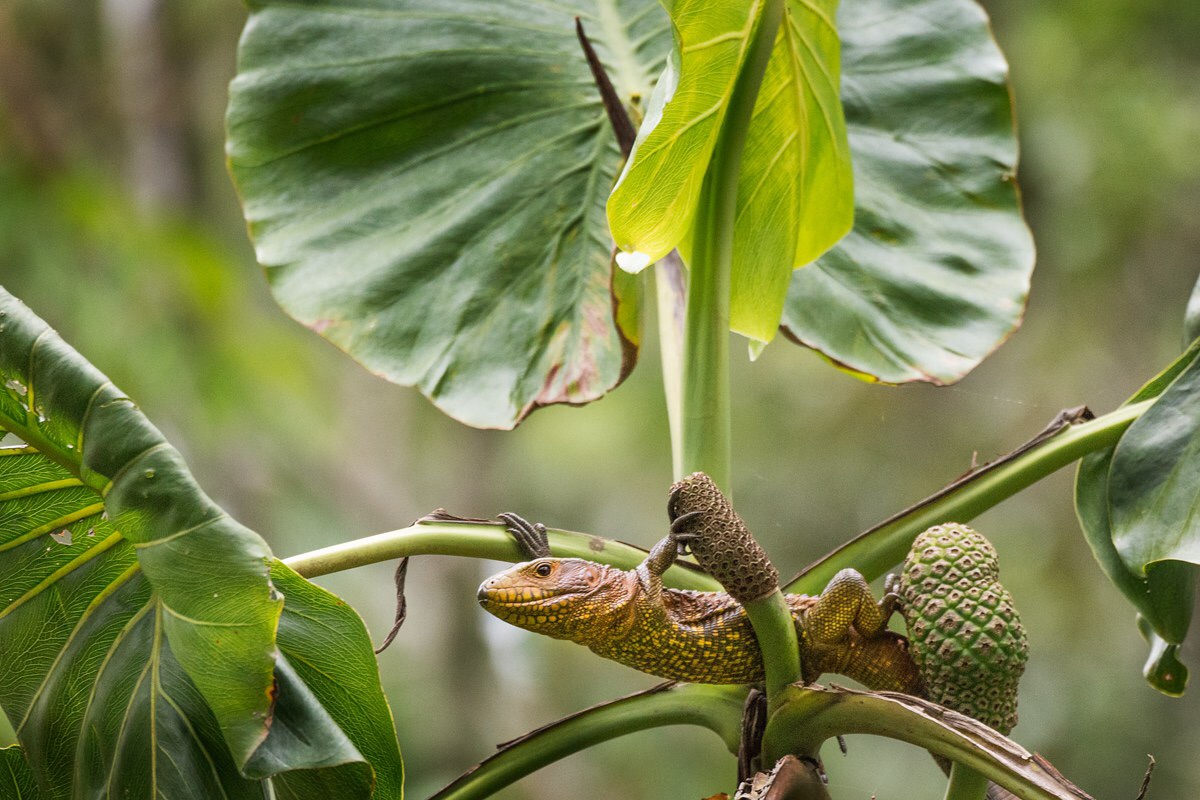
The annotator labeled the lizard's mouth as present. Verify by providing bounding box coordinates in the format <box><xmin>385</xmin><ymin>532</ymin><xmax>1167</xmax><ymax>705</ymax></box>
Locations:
<box><xmin>476</xmin><ymin>578</ymin><xmax>598</xmax><ymax>617</ymax></box>
<box><xmin>476</xmin><ymin>583</ymin><xmax>581</xmax><ymax>608</ymax></box>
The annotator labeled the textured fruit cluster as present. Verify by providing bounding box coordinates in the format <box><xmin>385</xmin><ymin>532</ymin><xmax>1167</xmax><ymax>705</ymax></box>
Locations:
<box><xmin>668</xmin><ymin>472</ymin><xmax>779</xmax><ymax>603</ymax></box>
<box><xmin>900</xmin><ymin>523</ymin><xmax>1029</xmax><ymax>734</ymax></box>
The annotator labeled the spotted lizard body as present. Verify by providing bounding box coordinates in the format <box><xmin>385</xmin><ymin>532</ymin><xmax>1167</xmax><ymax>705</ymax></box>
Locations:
<box><xmin>477</xmin><ymin>523</ymin><xmax>922</xmax><ymax>692</ymax></box>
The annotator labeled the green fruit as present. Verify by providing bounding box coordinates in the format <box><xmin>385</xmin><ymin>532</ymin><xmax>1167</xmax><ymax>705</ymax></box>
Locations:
<box><xmin>900</xmin><ymin>523</ymin><xmax>1028</xmax><ymax>734</ymax></box>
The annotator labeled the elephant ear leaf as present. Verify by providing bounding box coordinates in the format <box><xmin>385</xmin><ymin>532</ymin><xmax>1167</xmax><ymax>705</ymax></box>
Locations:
<box><xmin>781</xmin><ymin>0</ymin><xmax>1034</xmax><ymax>385</ymax></box>
<box><xmin>1075</xmin><ymin>338</ymin><xmax>1200</xmax><ymax>696</ymax></box>
<box><xmin>2</xmin><ymin>746</ymin><xmax>41</xmax><ymax>798</ymax></box>
<box><xmin>0</xmin><ymin>289</ymin><xmax>401</xmax><ymax>797</ymax></box>
<box><xmin>227</xmin><ymin>0</ymin><xmax>670</xmax><ymax>429</ymax></box>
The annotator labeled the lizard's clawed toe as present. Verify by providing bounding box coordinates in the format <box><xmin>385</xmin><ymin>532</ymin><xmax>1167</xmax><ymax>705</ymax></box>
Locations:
<box><xmin>497</xmin><ymin>511</ymin><xmax>551</xmax><ymax>559</ymax></box>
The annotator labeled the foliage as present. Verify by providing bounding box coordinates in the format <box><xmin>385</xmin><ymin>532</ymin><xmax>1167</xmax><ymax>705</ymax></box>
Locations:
<box><xmin>226</xmin><ymin>0</ymin><xmax>1031</xmax><ymax>427</ymax></box>
<box><xmin>2</xmin><ymin>0</ymin><xmax>1199</xmax><ymax>797</ymax></box>
<box><xmin>0</xmin><ymin>292</ymin><xmax>401</xmax><ymax>797</ymax></box>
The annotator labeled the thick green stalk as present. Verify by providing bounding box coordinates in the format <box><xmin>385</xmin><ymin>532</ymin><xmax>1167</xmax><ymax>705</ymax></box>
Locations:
<box><xmin>944</xmin><ymin>764</ymin><xmax>991</xmax><ymax>800</ymax></box>
<box><xmin>282</xmin><ymin>519</ymin><xmax>720</xmax><ymax>591</ymax></box>
<box><xmin>678</xmin><ymin>0</ymin><xmax>785</xmax><ymax>492</ymax></box>
<box><xmin>429</xmin><ymin>684</ymin><xmax>746</xmax><ymax>800</ymax></box>
<box><xmin>764</xmin><ymin>685</ymin><xmax>1086</xmax><ymax>800</ymax></box>
<box><xmin>674</xmin><ymin>0</ymin><xmax>798</xmax><ymax>713</ymax></box>
<box><xmin>785</xmin><ymin>400</ymin><xmax>1152</xmax><ymax>595</ymax></box>
<box><xmin>744</xmin><ymin>592</ymin><xmax>802</xmax><ymax>700</ymax></box>
<box><xmin>656</xmin><ymin>254</ymin><xmax>688</xmax><ymax>478</ymax></box>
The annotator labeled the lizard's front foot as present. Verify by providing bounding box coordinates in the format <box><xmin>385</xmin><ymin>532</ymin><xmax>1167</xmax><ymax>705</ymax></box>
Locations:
<box><xmin>497</xmin><ymin>512</ymin><xmax>551</xmax><ymax>560</ymax></box>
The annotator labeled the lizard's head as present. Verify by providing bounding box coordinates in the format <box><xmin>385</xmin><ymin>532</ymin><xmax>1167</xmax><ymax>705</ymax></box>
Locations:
<box><xmin>477</xmin><ymin>558</ymin><xmax>626</xmax><ymax>640</ymax></box>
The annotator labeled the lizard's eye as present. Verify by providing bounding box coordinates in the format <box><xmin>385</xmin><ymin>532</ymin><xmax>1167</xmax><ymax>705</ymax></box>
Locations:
<box><xmin>534</xmin><ymin>562</ymin><xmax>553</xmax><ymax>578</ymax></box>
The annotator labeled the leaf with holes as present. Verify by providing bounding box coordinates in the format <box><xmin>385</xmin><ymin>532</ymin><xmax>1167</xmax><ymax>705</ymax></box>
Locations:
<box><xmin>780</xmin><ymin>0</ymin><xmax>1034</xmax><ymax>384</ymax></box>
<box><xmin>227</xmin><ymin>0</ymin><xmax>665</xmax><ymax>429</ymax></box>
<box><xmin>0</xmin><ymin>289</ymin><xmax>401</xmax><ymax>797</ymax></box>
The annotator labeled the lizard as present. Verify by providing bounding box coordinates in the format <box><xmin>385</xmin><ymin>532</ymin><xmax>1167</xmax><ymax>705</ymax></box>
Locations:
<box><xmin>478</xmin><ymin>473</ymin><xmax>1031</xmax><ymax>800</ymax></box>
<box><xmin>477</xmin><ymin>480</ymin><xmax>923</xmax><ymax>693</ymax></box>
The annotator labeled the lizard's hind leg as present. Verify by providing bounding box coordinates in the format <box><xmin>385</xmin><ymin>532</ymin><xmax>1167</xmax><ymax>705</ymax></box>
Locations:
<box><xmin>799</xmin><ymin>568</ymin><xmax>920</xmax><ymax>692</ymax></box>
<box><xmin>806</xmin><ymin>568</ymin><xmax>895</xmax><ymax>640</ymax></box>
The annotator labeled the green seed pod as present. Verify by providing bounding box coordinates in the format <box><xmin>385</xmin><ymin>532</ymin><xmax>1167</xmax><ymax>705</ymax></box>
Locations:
<box><xmin>900</xmin><ymin>523</ymin><xmax>1028</xmax><ymax>734</ymax></box>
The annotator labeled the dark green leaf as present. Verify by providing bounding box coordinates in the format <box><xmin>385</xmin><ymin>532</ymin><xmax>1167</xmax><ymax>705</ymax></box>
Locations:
<box><xmin>0</xmin><ymin>290</ymin><xmax>400</xmax><ymax>796</ymax></box>
<box><xmin>780</xmin><ymin>0</ymin><xmax>1033</xmax><ymax>384</ymax></box>
<box><xmin>1074</xmin><ymin>339</ymin><xmax>1200</xmax><ymax>695</ymax></box>
<box><xmin>1077</xmin><ymin>450</ymin><xmax>1191</xmax><ymax>695</ymax></box>
<box><xmin>228</xmin><ymin>0</ymin><xmax>1032</xmax><ymax>413</ymax></box>
<box><xmin>1109</xmin><ymin>348</ymin><xmax>1200</xmax><ymax>571</ymax></box>
<box><xmin>2</xmin><ymin>746</ymin><xmax>41</xmax><ymax>799</ymax></box>
<box><xmin>227</xmin><ymin>0</ymin><xmax>661</xmax><ymax>428</ymax></box>
<box><xmin>267</xmin><ymin>561</ymin><xmax>404</xmax><ymax>799</ymax></box>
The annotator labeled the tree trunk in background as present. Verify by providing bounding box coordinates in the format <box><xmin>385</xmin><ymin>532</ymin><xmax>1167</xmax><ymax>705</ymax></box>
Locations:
<box><xmin>101</xmin><ymin>0</ymin><xmax>191</xmax><ymax>212</ymax></box>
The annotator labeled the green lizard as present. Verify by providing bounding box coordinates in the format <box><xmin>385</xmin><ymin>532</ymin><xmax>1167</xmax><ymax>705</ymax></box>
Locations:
<box><xmin>477</xmin><ymin>484</ymin><xmax>922</xmax><ymax>693</ymax></box>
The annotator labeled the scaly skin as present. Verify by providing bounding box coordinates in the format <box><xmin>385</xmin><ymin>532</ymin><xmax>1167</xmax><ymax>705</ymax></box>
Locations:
<box><xmin>477</xmin><ymin>532</ymin><xmax>922</xmax><ymax>691</ymax></box>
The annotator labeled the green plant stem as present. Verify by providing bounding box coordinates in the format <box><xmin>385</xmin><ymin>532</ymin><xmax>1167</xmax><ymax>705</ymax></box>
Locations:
<box><xmin>764</xmin><ymin>684</ymin><xmax>1083</xmax><ymax>800</ymax></box>
<box><xmin>283</xmin><ymin>402</ymin><xmax>1152</xmax><ymax>594</ymax></box>
<box><xmin>678</xmin><ymin>0</ymin><xmax>785</xmax><ymax>493</ymax></box>
<box><xmin>283</xmin><ymin>519</ymin><xmax>720</xmax><ymax>591</ymax></box>
<box><xmin>785</xmin><ymin>400</ymin><xmax>1153</xmax><ymax>595</ymax></box>
<box><xmin>428</xmin><ymin>683</ymin><xmax>746</xmax><ymax>800</ymax></box>
<box><xmin>677</xmin><ymin>0</ymin><xmax>798</xmax><ymax>718</ymax></box>
<box><xmin>944</xmin><ymin>764</ymin><xmax>991</xmax><ymax>800</ymax></box>
<box><xmin>744</xmin><ymin>591</ymin><xmax>802</xmax><ymax>701</ymax></box>
<box><xmin>656</xmin><ymin>254</ymin><xmax>688</xmax><ymax>478</ymax></box>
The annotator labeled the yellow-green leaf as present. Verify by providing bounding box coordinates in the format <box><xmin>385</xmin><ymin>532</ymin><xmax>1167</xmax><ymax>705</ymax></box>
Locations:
<box><xmin>607</xmin><ymin>0</ymin><xmax>769</xmax><ymax>264</ymax></box>
<box><xmin>729</xmin><ymin>0</ymin><xmax>853</xmax><ymax>341</ymax></box>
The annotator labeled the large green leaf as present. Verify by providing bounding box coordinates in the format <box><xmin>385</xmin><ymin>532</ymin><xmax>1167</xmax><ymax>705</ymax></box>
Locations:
<box><xmin>608</xmin><ymin>0</ymin><xmax>855</xmax><ymax>343</ymax></box>
<box><xmin>2</xmin><ymin>747</ymin><xmax>40</xmax><ymax>799</ymax></box>
<box><xmin>0</xmin><ymin>290</ymin><xmax>401</xmax><ymax>797</ymax></box>
<box><xmin>606</xmin><ymin>0</ymin><xmax>769</xmax><ymax>263</ymax></box>
<box><xmin>1075</xmin><ymin>340</ymin><xmax>1200</xmax><ymax>695</ymax></box>
<box><xmin>780</xmin><ymin>0</ymin><xmax>1033</xmax><ymax>384</ymax></box>
<box><xmin>227</xmin><ymin>0</ymin><xmax>663</xmax><ymax>429</ymax></box>
<box><xmin>1109</xmin><ymin>344</ymin><xmax>1200</xmax><ymax>573</ymax></box>
<box><xmin>262</xmin><ymin>562</ymin><xmax>404</xmax><ymax>798</ymax></box>
<box><xmin>728</xmin><ymin>0</ymin><xmax>854</xmax><ymax>343</ymax></box>
<box><xmin>228</xmin><ymin>0</ymin><xmax>1027</xmax><ymax>419</ymax></box>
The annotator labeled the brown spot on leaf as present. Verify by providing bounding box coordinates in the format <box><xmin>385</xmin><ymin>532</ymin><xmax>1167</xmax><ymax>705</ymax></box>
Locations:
<box><xmin>308</xmin><ymin>318</ymin><xmax>336</xmax><ymax>334</ymax></box>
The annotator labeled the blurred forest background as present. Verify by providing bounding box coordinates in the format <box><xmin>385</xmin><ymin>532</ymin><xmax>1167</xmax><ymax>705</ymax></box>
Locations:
<box><xmin>1</xmin><ymin>0</ymin><xmax>1198</xmax><ymax>797</ymax></box>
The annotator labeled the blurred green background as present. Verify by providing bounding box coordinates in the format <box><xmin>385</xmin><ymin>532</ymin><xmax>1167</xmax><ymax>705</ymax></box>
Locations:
<box><xmin>1</xmin><ymin>0</ymin><xmax>1198</xmax><ymax>797</ymax></box>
